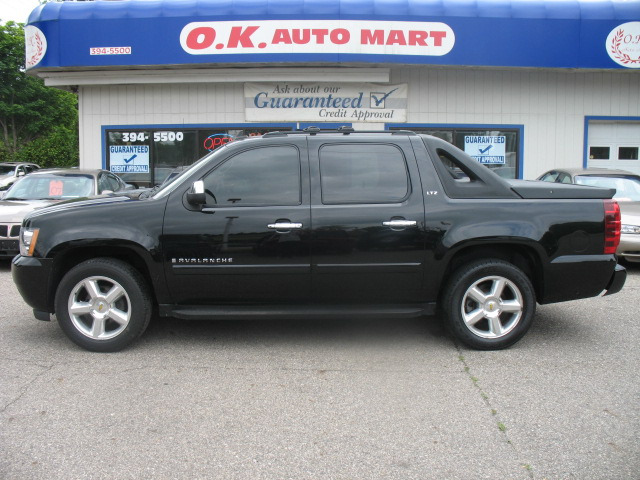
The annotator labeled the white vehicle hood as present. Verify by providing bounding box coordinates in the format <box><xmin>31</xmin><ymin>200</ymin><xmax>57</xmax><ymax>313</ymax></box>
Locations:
<box><xmin>0</xmin><ymin>199</ymin><xmax>59</xmax><ymax>223</ymax></box>
<box><xmin>0</xmin><ymin>174</ymin><xmax>14</xmax><ymax>187</ymax></box>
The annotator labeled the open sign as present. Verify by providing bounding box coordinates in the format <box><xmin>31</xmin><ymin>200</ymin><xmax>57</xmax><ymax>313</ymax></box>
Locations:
<box><xmin>203</xmin><ymin>133</ymin><xmax>234</xmax><ymax>151</ymax></box>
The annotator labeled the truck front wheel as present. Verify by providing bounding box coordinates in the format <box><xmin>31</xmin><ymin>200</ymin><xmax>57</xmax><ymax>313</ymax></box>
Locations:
<box><xmin>54</xmin><ymin>258</ymin><xmax>152</xmax><ymax>352</ymax></box>
<box><xmin>443</xmin><ymin>259</ymin><xmax>536</xmax><ymax>350</ymax></box>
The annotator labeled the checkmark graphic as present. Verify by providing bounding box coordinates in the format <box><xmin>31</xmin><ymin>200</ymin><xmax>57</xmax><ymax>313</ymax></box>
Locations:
<box><xmin>370</xmin><ymin>88</ymin><xmax>399</xmax><ymax>108</ymax></box>
<box><xmin>479</xmin><ymin>145</ymin><xmax>493</xmax><ymax>154</ymax></box>
<box><xmin>123</xmin><ymin>154</ymin><xmax>137</xmax><ymax>164</ymax></box>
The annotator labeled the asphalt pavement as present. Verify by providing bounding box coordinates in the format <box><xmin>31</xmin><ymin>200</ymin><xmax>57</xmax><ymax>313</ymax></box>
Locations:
<box><xmin>1</xmin><ymin>261</ymin><xmax>638</xmax><ymax>479</ymax></box>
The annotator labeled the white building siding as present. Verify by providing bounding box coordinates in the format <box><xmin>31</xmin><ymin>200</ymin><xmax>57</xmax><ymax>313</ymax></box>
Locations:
<box><xmin>79</xmin><ymin>67</ymin><xmax>640</xmax><ymax>179</ymax></box>
<box><xmin>391</xmin><ymin>67</ymin><xmax>639</xmax><ymax>178</ymax></box>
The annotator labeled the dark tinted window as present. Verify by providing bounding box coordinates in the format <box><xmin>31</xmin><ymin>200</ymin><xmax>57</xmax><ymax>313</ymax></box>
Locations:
<box><xmin>619</xmin><ymin>147</ymin><xmax>638</xmax><ymax>160</ymax></box>
<box><xmin>203</xmin><ymin>146</ymin><xmax>300</xmax><ymax>206</ymax></box>
<box><xmin>319</xmin><ymin>144</ymin><xmax>408</xmax><ymax>204</ymax></box>
<box><xmin>589</xmin><ymin>146</ymin><xmax>610</xmax><ymax>160</ymax></box>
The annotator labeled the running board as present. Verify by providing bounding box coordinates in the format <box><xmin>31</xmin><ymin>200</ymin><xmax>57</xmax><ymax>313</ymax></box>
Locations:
<box><xmin>159</xmin><ymin>303</ymin><xmax>437</xmax><ymax>320</ymax></box>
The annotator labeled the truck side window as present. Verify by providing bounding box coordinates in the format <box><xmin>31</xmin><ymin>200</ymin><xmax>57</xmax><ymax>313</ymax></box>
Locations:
<box><xmin>319</xmin><ymin>144</ymin><xmax>409</xmax><ymax>204</ymax></box>
<box><xmin>202</xmin><ymin>145</ymin><xmax>301</xmax><ymax>206</ymax></box>
<box><xmin>437</xmin><ymin>149</ymin><xmax>472</xmax><ymax>182</ymax></box>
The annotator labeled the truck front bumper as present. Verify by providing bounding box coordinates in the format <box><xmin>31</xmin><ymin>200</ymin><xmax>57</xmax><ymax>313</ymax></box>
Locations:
<box><xmin>12</xmin><ymin>255</ymin><xmax>54</xmax><ymax>314</ymax></box>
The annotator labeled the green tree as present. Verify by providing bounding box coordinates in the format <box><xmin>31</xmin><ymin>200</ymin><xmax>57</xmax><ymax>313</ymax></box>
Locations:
<box><xmin>0</xmin><ymin>21</ymin><xmax>78</xmax><ymax>167</ymax></box>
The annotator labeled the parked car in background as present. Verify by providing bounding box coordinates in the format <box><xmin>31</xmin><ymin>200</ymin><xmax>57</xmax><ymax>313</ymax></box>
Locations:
<box><xmin>538</xmin><ymin>168</ymin><xmax>640</xmax><ymax>263</ymax></box>
<box><xmin>0</xmin><ymin>162</ymin><xmax>41</xmax><ymax>191</ymax></box>
<box><xmin>0</xmin><ymin>169</ymin><xmax>134</xmax><ymax>259</ymax></box>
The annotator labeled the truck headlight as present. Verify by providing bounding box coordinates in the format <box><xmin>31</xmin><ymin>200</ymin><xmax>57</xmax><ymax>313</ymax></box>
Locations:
<box><xmin>19</xmin><ymin>227</ymin><xmax>40</xmax><ymax>256</ymax></box>
<box><xmin>621</xmin><ymin>224</ymin><xmax>640</xmax><ymax>235</ymax></box>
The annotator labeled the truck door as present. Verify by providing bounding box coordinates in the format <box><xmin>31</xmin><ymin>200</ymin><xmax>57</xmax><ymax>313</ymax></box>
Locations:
<box><xmin>162</xmin><ymin>139</ymin><xmax>312</xmax><ymax>305</ymax></box>
<box><xmin>308</xmin><ymin>136</ymin><xmax>426</xmax><ymax>304</ymax></box>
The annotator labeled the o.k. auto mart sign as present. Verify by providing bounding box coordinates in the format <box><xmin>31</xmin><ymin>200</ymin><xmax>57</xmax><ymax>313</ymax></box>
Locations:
<box><xmin>181</xmin><ymin>20</ymin><xmax>455</xmax><ymax>57</ymax></box>
<box><xmin>245</xmin><ymin>83</ymin><xmax>407</xmax><ymax>123</ymax></box>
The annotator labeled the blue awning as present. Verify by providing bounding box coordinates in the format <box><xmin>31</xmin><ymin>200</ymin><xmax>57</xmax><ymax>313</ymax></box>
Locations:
<box><xmin>25</xmin><ymin>0</ymin><xmax>640</xmax><ymax>71</ymax></box>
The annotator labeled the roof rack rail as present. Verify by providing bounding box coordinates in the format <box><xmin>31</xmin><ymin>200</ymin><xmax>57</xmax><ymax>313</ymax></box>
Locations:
<box><xmin>232</xmin><ymin>135</ymin><xmax>250</xmax><ymax>142</ymax></box>
<box><xmin>262</xmin><ymin>128</ymin><xmax>416</xmax><ymax>138</ymax></box>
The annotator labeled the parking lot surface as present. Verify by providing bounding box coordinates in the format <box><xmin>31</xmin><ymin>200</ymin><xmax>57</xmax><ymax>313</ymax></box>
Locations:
<box><xmin>1</xmin><ymin>261</ymin><xmax>638</xmax><ymax>479</ymax></box>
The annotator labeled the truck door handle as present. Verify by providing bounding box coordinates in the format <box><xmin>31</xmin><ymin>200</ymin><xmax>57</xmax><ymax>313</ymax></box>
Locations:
<box><xmin>382</xmin><ymin>219</ymin><xmax>417</xmax><ymax>228</ymax></box>
<box><xmin>268</xmin><ymin>222</ymin><xmax>303</xmax><ymax>230</ymax></box>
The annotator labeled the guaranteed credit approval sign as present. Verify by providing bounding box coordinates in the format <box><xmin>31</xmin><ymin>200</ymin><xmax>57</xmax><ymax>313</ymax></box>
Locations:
<box><xmin>245</xmin><ymin>83</ymin><xmax>407</xmax><ymax>122</ymax></box>
<box><xmin>464</xmin><ymin>136</ymin><xmax>506</xmax><ymax>165</ymax></box>
<box><xmin>181</xmin><ymin>20</ymin><xmax>455</xmax><ymax>57</ymax></box>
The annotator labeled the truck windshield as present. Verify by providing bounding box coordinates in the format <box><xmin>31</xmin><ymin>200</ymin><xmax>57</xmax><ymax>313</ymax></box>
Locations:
<box><xmin>575</xmin><ymin>175</ymin><xmax>640</xmax><ymax>202</ymax></box>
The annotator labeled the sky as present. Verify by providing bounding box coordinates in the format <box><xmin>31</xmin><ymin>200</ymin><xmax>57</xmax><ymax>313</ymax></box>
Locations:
<box><xmin>0</xmin><ymin>0</ymin><xmax>41</xmax><ymax>25</ymax></box>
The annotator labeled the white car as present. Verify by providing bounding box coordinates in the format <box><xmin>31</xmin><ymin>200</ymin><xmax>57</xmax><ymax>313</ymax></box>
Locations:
<box><xmin>0</xmin><ymin>169</ymin><xmax>134</xmax><ymax>259</ymax></box>
<box><xmin>0</xmin><ymin>162</ymin><xmax>40</xmax><ymax>191</ymax></box>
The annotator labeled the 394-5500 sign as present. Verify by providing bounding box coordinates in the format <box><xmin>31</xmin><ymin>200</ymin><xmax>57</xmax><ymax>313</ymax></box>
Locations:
<box><xmin>154</xmin><ymin>132</ymin><xmax>184</xmax><ymax>142</ymax></box>
<box><xmin>119</xmin><ymin>132</ymin><xmax>184</xmax><ymax>142</ymax></box>
<box><xmin>90</xmin><ymin>47</ymin><xmax>132</xmax><ymax>55</ymax></box>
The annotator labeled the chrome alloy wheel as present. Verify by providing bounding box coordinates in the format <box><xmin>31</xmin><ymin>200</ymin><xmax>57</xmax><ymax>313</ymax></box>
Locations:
<box><xmin>461</xmin><ymin>275</ymin><xmax>524</xmax><ymax>339</ymax></box>
<box><xmin>67</xmin><ymin>276</ymin><xmax>131</xmax><ymax>340</ymax></box>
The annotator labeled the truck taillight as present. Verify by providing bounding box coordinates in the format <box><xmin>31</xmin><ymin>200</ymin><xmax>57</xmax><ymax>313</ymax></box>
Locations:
<box><xmin>603</xmin><ymin>200</ymin><xmax>621</xmax><ymax>255</ymax></box>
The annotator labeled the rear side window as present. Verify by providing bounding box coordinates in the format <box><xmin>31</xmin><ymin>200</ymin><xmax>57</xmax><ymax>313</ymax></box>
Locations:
<box><xmin>436</xmin><ymin>149</ymin><xmax>475</xmax><ymax>182</ymax></box>
<box><xmin>319</xmin><ymin>144</ymin><xmax>409</xmax><ymax>204</ymax></box>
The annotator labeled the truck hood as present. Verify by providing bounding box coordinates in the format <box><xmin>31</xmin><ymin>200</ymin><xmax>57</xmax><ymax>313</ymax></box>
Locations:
<box><xmin>508</xmin><ymin>180</ymin><xmax>615</xmax><ymax>199</ymax></box>
<box><xmin>0</xmin><ymin>199</ymin><xmax>59</xmax><ymax>223</ymax></box>
<box><xmin>25</xmin><ymin>193</ymin><xmax>142</xmax><ymax>219</ymax></box>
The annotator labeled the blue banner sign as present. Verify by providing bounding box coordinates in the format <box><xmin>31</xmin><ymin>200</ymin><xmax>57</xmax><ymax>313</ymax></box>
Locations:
<box><xmin>25</xmin><ymin>0</ymin><xmax>640</xmax><ymax>71</ymax></box>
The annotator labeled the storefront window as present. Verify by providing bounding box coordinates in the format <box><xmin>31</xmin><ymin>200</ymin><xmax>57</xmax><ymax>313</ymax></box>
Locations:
<box><xmin>390</xmin><ymin>127</ymin><xmax>520</xmax><ymax>179</ymax></box>
<box><xmin>106</xmin><ymin>127</ymin><xmax>288</xmax><ymax>187</ymax></box>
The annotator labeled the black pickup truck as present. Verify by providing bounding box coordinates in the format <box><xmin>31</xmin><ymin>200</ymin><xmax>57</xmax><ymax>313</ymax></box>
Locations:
<box><xmin>12</xmin><ymin>130</ymin><xmax>626</xmax><ymax>352</ymax></box>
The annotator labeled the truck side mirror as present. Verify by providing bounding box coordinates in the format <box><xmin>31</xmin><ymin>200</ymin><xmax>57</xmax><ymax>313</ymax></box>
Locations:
<box><xmin>186</xmin><ymin>180</ymin><xmax>206</xmax><ymax>206</ymax></box>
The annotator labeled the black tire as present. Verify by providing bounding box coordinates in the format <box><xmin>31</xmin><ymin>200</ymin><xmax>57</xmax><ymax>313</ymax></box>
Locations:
<box><xmin>54</xmin><ymin>258</ymin><xmax>152</xmax><ymax>352</ymax></box>
<box><xmin>443</xmin><ymin>259</ymin><xmax>536</xmax><ymax>350</ymax></box>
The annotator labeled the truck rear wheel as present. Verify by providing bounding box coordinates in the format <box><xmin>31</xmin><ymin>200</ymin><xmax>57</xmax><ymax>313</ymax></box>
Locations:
<box><xmin>54</xmin><ymin>258</ymin><xmax>152</xmax><ymax>352</ymax></box>
<box><xmin>443</xmin><ymin>259</ymin><xmax>535</xmax><ymax>350</ymax></box>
